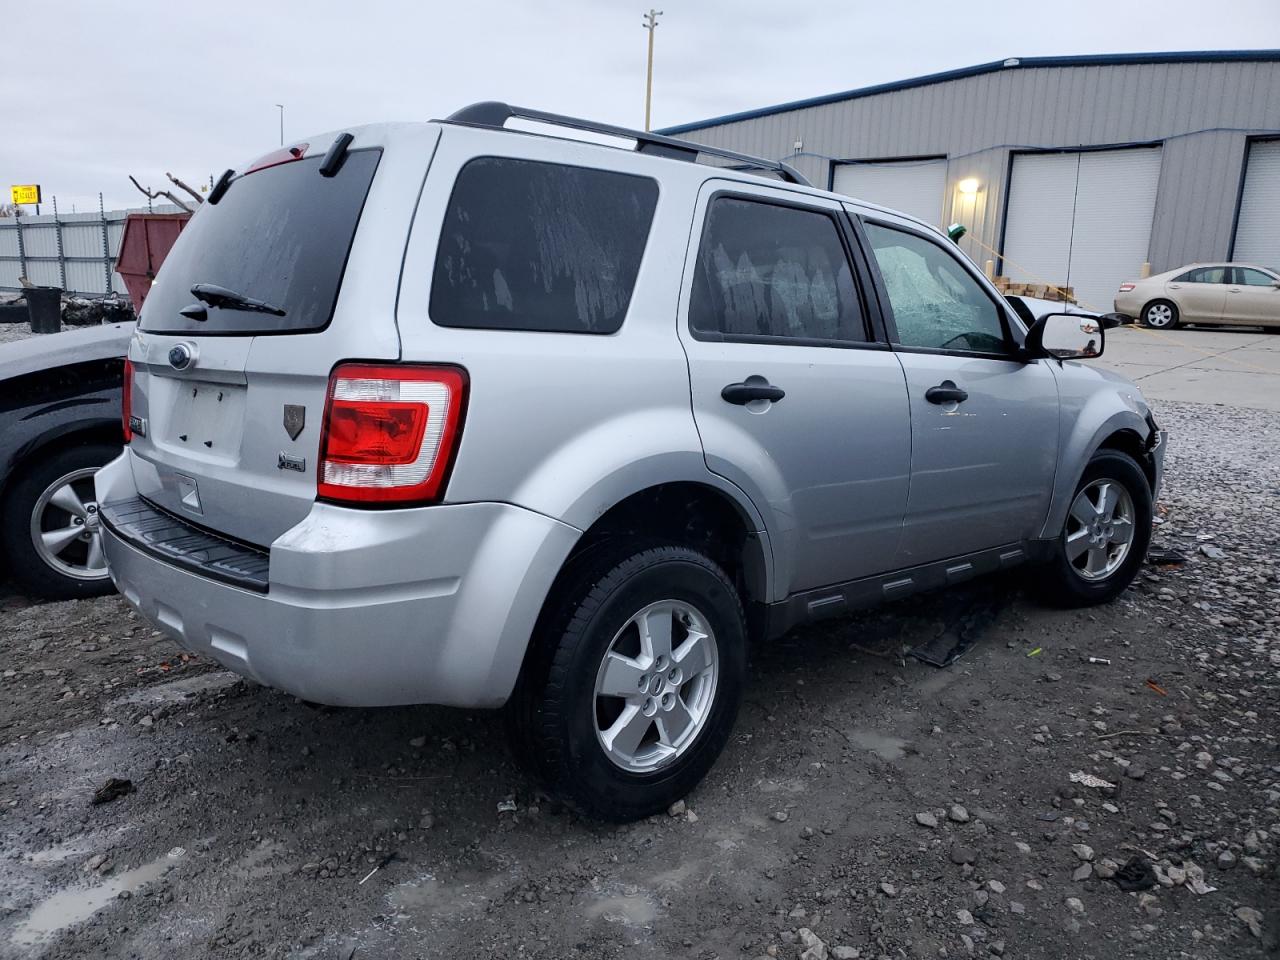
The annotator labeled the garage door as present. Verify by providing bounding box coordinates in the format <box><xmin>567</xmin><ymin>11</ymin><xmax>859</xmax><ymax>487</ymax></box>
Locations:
<box><xmin>832</xmin><ymin>159</ymin><xmax>946</xmax><ymax>226</ymax></box>
<box><xmin>1233</xmin><ymin>140</ymin><xmax>1280</xmax><ymax>269</ymax></box>
<box><xmin>1001</xmin><ymin>147</ymin><xmax>1162</xmax><ymax>312</ymax></box>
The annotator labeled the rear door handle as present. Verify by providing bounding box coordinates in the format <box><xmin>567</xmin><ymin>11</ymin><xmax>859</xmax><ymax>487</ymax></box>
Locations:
<box><xmin>721</xmin><ymin>380</ymin><xmax>785</xmax><ymax>405</ymax></box>
<box><xmin>925</xmin><ymin>380</ymin><xmax>968</xmax><ymax>405</ymax></box>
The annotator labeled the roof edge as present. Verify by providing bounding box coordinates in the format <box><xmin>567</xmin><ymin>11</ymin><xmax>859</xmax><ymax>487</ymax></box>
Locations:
<box><xmin>656</xmin><ymin>50</ymin><xmax>1280</xmax><ymax>135</ymax></box>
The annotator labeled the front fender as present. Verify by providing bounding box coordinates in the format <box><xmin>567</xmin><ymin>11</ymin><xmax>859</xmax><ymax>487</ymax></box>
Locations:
<box><xmin>1039</xmin><ymin>369</ymin><xmax>1154</xmax><ymax>539</ymax></box>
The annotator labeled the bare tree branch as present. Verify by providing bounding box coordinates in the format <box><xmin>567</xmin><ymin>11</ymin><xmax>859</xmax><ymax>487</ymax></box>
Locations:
<box><xmin>128</xmin><ymin>175</ymin><xmax>193</xmax><ymax>213</ymax></box>
<box><xmin>165</xmin><ymin>172</ymin><xmax>204</xmax><ymax>205</ymax></box>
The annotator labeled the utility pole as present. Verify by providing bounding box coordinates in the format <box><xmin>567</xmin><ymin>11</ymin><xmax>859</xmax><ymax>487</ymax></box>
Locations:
<box><xmin>642</xmin><ymin>9</ymin><xmax>662</xmax><ymax>131</ymax></box>
<box><xmin>275</xmin><ymin>104</ymin><xmax>285</xmax><ymax>146</ymax></box>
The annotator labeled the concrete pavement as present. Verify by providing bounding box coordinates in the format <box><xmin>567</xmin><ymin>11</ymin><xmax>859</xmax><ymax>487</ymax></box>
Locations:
<box><xmin>1094</xmin><ymin>325</ymin><xmax>1280</xmax><ymax>411</ymax></box>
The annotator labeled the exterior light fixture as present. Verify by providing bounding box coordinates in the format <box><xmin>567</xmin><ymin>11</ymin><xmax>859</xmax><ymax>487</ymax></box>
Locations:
<box><xmin>957</xmin><ymin>177</ymin><xmax>980</xmax><ymax>196</ymax></box>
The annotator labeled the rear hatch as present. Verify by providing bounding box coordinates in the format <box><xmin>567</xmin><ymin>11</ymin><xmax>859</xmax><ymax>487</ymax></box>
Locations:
<box><xmin>126</xmin><ymin>125</ymin><xmax>438</xmax><ymax>546</ymax></box>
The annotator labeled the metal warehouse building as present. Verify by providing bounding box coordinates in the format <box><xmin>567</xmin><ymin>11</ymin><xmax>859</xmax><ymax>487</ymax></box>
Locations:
<box><xmin>659</xmin><ymin>50</ymin><xmax>1280</xmax><ymax>312</ymax></box>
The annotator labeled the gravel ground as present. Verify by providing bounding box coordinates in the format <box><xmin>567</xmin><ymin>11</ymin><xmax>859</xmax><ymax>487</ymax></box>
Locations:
<box><xmin>1</xmin><ymin>399</ymin><xmax>1277</xmax><ymax>960</ymax></box>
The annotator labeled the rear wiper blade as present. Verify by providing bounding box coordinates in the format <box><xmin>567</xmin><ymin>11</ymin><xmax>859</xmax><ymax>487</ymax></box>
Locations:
<box><xmin>190</xmin><ymin>283</ymin><xmax>286</xmax><ymax>316</ymax></box>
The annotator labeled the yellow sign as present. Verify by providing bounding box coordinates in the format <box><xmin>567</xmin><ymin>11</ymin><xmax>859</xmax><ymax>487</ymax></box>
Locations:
<box><xmin>10</xmin><ymin>184</ymin><xmax>41</xmax><ymax>205</ymax></box>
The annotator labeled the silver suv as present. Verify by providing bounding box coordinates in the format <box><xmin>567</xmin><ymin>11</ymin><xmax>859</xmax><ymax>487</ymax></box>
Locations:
<box><xmin>97</xmin><ymin>103</ymin><xmax>1165</xmax><ymax>820</ymax></box>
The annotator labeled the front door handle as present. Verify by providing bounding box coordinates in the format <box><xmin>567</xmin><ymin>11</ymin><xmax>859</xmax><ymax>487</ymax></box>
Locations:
<box><xmin>925</xmin><ymin>380</ymin><xmax>968</xmax><ymax>405</ymax></box>
<box><xmin>721</xmin><ymin>379</ymin><xmax>785</xmax><ymax>405</ymax></box>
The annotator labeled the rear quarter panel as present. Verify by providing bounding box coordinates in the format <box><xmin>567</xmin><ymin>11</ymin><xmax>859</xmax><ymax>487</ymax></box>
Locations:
<box><xmin>395</xmin><ymin>129</ymin><xmax>766</xmax><ymax>528</ymax></box>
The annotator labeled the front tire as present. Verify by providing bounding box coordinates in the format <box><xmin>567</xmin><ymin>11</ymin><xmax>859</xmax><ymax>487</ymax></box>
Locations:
<box><xmin>0</xmin><ymin>442</ymin><xmax>119</xmax><ymax>601</ymax></box>
<box><xmin>507</xmin><ymin>542</ymin><xmax>746</xmax><ymax>821</ymax></box>
<box><xmin>1142</xmin><ymin>299</ymin><xmax>1179</xmax><ymax>329</ymax></box>
<box><xmin>1036</xmin><ymin>450</ymin><xmax>1152</xmax><ymax>607</ymax></box>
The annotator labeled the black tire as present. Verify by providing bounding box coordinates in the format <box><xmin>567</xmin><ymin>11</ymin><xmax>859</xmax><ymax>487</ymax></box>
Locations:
<box><xmin>0</xmin><ymin>442</ymin><xmax>119</xmax><ymax>601</ymax></box>
<box><xmin>1036</xmin><ymin>450</ymin><xmax>1152</xmax><ymax>608</ymax></box>
<box><xmin>506</xmin><ymin>541</ymin><xmax>746</xmax><ymax>822</ymax></box>
<box><xmin>1141</xmin><ymin>299</ymin><xmax>1179</xmax><ymax>329</ymax></box>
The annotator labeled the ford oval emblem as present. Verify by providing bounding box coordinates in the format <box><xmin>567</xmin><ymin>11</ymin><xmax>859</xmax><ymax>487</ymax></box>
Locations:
<box><xmin>168</xmin><ymin>343</ymin><xmax>194</xmax><ymax>370</ymax></box>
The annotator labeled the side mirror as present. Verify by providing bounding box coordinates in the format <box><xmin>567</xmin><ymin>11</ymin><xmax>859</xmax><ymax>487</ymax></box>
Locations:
<box><xmin>1271</xmin><ymin>279</ymin><xmax>1280</xmax><ymax>289</ymax></box>
<box><xmin>1025</xmin><ymin>312</ymin><xmax>1105</xmax><ymax>361</ymax></box>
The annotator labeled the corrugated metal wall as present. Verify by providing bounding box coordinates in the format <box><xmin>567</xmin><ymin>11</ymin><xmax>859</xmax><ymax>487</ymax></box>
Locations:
<box><xmin>0</xmin><ymin>204</ymin><xmax>185</xmax><ymax>296</ymax></box>
<box><xmin>670</xmin><ymin>59</ymin><xmax>1280</xmax><ymax>273</ymax></box>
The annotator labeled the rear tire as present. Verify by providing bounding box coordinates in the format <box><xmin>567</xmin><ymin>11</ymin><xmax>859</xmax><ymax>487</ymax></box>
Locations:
<box><xmin>0</xmin><ymin>443</ymin><xmax>119</xmax><ymax>601</ymax></box>
<box><xmin>1141</xmin><ymin>299</ymin><xmax>1179</xmax><ymax>329</ymax></box>
<box><xmin>1036</xmin><ymin>450</ymin><xmax>1152</xmax><ymax>608</ymax></box>
<box><xmin>506</xmin><ymin>541</ymin><xmax>746</xmax><ymax>821</ymax></box>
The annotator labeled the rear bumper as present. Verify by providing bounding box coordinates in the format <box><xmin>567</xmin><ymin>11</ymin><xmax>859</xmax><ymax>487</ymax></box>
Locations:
<box><xmin>1113</xmin><ymin>291</ymin><xmax>1143</xmax><ymax>318</ymax></box>
<box><xmin>95</xmin><ymin>452</ymin><xmax>580</xmax><ymax>708</ymax></box>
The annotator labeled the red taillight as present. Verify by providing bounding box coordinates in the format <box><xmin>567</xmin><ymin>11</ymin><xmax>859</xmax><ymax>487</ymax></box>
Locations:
<box><xmin>122</xmin><ymin>358</ymin><xmax>134</xmax><ymax>443</ymax></box>
<box><xmin>1118</xmin><ymin>283</ymin><xmax>1136</xmax><ymax>292</ymax></box>
<box><xmin>317</xmin><ymin>363</ymin><xmax>467</xmax><ymax>505</ymax></box>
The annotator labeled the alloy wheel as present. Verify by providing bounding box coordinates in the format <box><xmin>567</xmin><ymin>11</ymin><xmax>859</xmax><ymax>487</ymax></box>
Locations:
<box><xmin>593</xmin><ymin>599</ymin><xmax>719</xmax><ymax>773</ymax></box>
<box><xmin>28</xmin><ymin>467</ymin><xmax>109</xmax><ymax>582</ymax></box>
<box><xmin>1064</xmin><ymin>479</ymin><xmax>1135</xmax><ymax>581</ymax></box>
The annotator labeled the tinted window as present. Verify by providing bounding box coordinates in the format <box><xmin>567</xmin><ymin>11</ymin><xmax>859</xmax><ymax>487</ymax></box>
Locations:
<box><xmin>864</xmin><ymin>223</ymin><xmax>1008</xmax><ymax>353</ymax></box>
<box><xmin>689</xmin><ymin>197</ymin><xmax>866</xmax><ymax>343</ymax></box>
<box><xmin>1177</xmin><ymin>267</ymin><xmax>1228</xmax><ymax>283</ymax></box>
<box><xmin>1235</xmin><ymin>267</ymin><xmax>1275</xmax><ymax>286</ymax></box>
<box><xmin>142</xmin><ymin>150</ymin><xmax>380</xmax><ymax>335</ymax></box>
<box><xmin>430</xmin><ymin>158</ymin><xmax>657</xmax><ymax>334</ymax></box>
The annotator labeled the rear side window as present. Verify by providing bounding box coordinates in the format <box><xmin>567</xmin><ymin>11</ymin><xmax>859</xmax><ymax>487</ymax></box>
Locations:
<box><xmin>430</xmin><ymin>158</ymin><xmax>658</xmax><ymax>334</ymax></box>
<box><xmin>141</xmin><ymin>150</ymin><xmax>381</xmax><ymax>335</ymax></box>
<box><xmin>1176</xmin><ymin>267</ymin><xmax>1227</xmax><ymax>283</ymax></box>
<box><xmin>689</xmin><ymin>197</ymin><xmax>867</xmax><ymax>343</ymax></box>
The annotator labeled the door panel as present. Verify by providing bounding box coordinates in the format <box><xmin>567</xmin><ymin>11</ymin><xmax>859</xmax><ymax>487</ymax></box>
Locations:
<box><xmin>1168</xmin><ymin>280</ymin><xmax>1226</xmax><ymax>322</ymax></box>
<box><xmin>679</xmin><ymin>182</ymin><xmax>911</xmax><ymax>596</ymax></box>
<box><xmin>1225</xmin><ymin>268</ymin><xmax>1280</xmax><ymax>325</ymax></box>
<box><xmin>893</xmin><ymin>354</ymin><xmax>1060</xmax><ymax>565</ymax></box>
<box><xmin>860</xmin><ymin>216</ymin><xmax>1061</xmax><ymax>566</ymax></box>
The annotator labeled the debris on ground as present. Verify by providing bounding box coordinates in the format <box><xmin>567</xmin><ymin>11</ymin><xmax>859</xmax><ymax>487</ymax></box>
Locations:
<box><xmin>90</xmin><ymin>777</ymin><xmax>135</xmax><ymax>806</ymax></box>
<box><xmin>1111</xmin><ymin>855</ymin><xmax>1158</xmax><ymax>892</ymax></box>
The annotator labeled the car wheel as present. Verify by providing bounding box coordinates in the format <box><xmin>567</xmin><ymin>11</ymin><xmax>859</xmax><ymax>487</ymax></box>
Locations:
<box><xmin>0</xmin><ymin>443</ymin><xmax>119</xmax><ymax>601</ymax></box>
<box><xmin>1141</xmin><ymin>299</ymin><xmax>1179</xmax><ymax>329</ymax></box>
<box><xmin>1036</xmin><ymin>450</ymin><xmax>1152</xmax><ymax>608</ymax></box>
<box><xmin>507</xmin><ymin>541</ymin><xmax>746</xmax><ymax>821</ymax></box>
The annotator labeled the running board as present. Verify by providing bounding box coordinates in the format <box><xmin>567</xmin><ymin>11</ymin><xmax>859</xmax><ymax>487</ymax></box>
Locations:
<box><xmin>764</xmin><ymin>541</ymin><xmax>1050</xmax><ymax>640</ymax></box>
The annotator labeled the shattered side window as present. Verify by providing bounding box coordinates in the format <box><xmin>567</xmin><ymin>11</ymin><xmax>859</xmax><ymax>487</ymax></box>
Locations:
<box><xmin>864</xmin><ymin>223</ymin><xmax>1009</xmax><ymax>354</ymax></box>
<box><xmin>430</xmin><ymin>158</ymin><xmax>658</xmax><ymax>334</ymax></box>
<box><xmin>689</xmin><ymin>197</ymin><xmax>867</xmax><ymax>343</ymax></box>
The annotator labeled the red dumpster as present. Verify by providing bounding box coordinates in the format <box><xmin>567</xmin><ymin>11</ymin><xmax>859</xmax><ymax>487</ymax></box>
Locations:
<box><xmin>114</xmin><ymin>212</ymin><xmax>191</xmax><ymax>313</ymax></box>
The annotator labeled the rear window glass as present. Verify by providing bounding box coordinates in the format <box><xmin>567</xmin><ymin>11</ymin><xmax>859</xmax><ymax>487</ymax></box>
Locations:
<box><xmin>430</xmin><ymin>158</ymin><xmax>658</xmax><ymax>334</ymax></box>
<box><xmin>140</xmin><ymin>149</ymin><xmax>380</xmax><ymax>335</ymax></box>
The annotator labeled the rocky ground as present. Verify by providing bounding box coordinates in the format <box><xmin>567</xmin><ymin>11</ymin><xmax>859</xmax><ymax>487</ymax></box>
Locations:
<box><xmin>0</xmin><ymin>399</ymin><xmax>1277</xmax><ymax>960</ymax></box>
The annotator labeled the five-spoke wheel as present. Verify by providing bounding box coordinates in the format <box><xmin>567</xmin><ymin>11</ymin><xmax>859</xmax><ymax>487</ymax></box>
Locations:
<box><xmin>0</xmin><ymin>443</ymin><xmax>119</xmax><ymax>600</ymax></box>
<box><xmin>594</xmin><ymin>600</ymin><xmax>719</xmax><ymax>773</ymax></box>
<box><xmin>507</xmin><ymin>543</ymin><xmax>745</xmax><ymax>821</ymax></box>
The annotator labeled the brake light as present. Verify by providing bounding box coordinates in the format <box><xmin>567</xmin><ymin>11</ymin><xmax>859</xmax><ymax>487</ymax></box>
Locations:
<box><xmin>317</xmin><ymin>363</ymin><xmax>467</xmax><ymax>505</ymax></box>
<box><xmin>122</xmin><ymin>358</ymin><xmax>134</xmax><ymax>443</ymax></box>
<box><xmin>1118</xmin><ymin>283</ymin><xmax>1136</xmax><ymax>292</ymax></box>
<box><xmin>244</xmin><ymin>142</ymin><xmax>311</xmax><ymax>175</ymax></box>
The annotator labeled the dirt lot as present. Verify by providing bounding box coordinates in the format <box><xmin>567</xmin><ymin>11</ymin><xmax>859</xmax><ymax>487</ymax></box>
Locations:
<box><xmin>1</xmin><ymin>398</ymin><xmax>1277</xmax><ymax>960</ymax></box>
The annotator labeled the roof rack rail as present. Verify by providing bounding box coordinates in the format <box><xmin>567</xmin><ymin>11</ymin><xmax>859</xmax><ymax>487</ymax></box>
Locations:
<box><xmin>442</xmin><ymin>101</ymin><xmax>811</xmax><ymax>187</ymax></box>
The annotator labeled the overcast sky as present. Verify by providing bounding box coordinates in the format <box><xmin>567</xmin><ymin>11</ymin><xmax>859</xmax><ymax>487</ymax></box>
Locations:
<box><xmin>4</xmin><ymin>0</ymin><xmax>1279</xmax><ymax>212</ymax></box>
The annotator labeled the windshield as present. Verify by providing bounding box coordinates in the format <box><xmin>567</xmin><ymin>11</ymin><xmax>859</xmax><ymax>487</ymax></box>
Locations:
<box><xmin>140</xmin><ymin>149</ymin><xmax>380</xmax><ymax>335</ymax></box>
